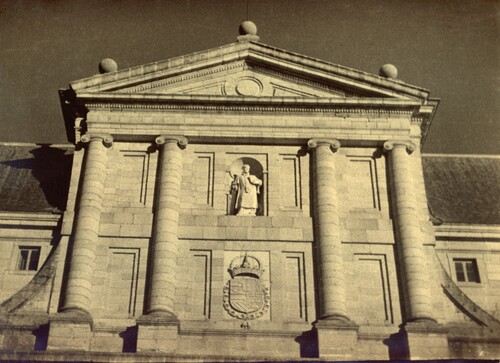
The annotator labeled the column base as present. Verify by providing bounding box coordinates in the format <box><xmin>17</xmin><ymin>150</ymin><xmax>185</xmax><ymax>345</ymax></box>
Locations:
<box><xmin>314</xmin><ymin>318</ymin><xmax>359</xmax><ymax>360</ymax></box>
<box><xmin>404</xmin><ymin>320</ymin><xmax>449</xmax><ymax>359</ymax></box>
<box><xmin>47</xmin><ymin>311</ymin><xmax>93</xmax><ymax>351</ymax></box>
<box><xmin>136</xmin><ymin>312</ymin><xmax>179</xmax><ymax>353</ymax></box>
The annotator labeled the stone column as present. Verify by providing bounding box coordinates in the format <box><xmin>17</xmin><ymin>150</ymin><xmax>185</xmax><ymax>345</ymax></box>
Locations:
<box><xmin>307</xmin><ymin>138</ymin><xmax>349</xmax><ymax>322</ymax></box>
<box><xmin>384</xmin><ymin>140</ymin><xmax>435</xmax><ymax>322</ymax></box>
<box><xmin>62</xmin><ymin>134</ymin><xmax>112</xmax><ymax>314</ymax></box>
<box><xmin>145</xmin><ymin>135</ymin><xmax>187</xmax><ymax>319</ymax></box>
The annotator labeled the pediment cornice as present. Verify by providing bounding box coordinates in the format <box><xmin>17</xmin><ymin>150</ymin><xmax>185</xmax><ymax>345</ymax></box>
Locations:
<box><xmin>62</xmin><ymin>40</ymin><xmax>439</xmax><ymax>146</ymax></box>
<box><xmin>69</xmin><ymin>41</ymin><xmax>431</xmax><ymax>101</ymax></box>
<box><xmin>80</xmin><ymin>92</ymin><xmax>421</xmax><ymax>114</ymax></box>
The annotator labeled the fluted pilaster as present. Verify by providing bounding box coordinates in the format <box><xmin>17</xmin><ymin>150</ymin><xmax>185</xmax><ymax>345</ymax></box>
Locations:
<box><xmin>62</xmin><ymin>134</ymin><xmax>113</xmax><ymax>314</ymax></box>
<box><xmin>308</xmin><ymin>138</ymin><xmax>349</xmax><ymax>322</ymax></box>
<box><xmin>384</xmin><ymin>140</ymin><xmax>435</xmax><ymax>322</ymax></box>
<box><xmin>146</xmin><ymin>135</ymin><xmax>187</xmax><ymax>319</ymax></box>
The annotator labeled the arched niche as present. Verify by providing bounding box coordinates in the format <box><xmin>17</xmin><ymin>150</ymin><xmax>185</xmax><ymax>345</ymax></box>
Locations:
<box><xmin>227</xmin><ymin>157</ymin><xmax>266</xmax><ymax>216</ymax></box>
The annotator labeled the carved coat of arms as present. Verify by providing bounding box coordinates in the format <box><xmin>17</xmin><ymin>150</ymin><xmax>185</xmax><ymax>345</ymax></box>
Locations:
<box><xmin>223</xmin><ymin>255</ymin><xmax>270</xmax><ymax>323</ymax></box>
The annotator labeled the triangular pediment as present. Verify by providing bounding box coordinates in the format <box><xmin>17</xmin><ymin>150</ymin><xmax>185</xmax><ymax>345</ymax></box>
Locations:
<box><xmin>69</xmin><ymin>41</ymin><xmax>431</xmax><ymax>101</ymax></box>
<box><xmin>120</xmin><ymin>63</ymin><xmax>348</xmax><ymax>98</ymax></box>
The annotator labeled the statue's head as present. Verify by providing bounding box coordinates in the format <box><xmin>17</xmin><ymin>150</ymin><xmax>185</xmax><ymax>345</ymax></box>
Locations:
<box><xmin>242</xmin><ymin>164</ymin><xmax>250</xmax><ymax>173</ymax></box>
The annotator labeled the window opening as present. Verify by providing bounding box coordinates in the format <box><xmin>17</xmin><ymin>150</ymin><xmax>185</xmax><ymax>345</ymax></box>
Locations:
<box><xmin>18</xmin><ymin>246</ymin><xmax>41</xmax><ymax>271</ymax></box>
<box><xmin>454</xmin><ymin>258</ymin><xmax>480</xmax><ymax>283</ymax></box>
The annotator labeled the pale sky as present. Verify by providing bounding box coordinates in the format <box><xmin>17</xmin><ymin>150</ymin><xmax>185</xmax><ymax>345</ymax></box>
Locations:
<box><xmin>0</xmin><ymin>0</ymin><xmax>498</xmax><ymax>154</ymax></box>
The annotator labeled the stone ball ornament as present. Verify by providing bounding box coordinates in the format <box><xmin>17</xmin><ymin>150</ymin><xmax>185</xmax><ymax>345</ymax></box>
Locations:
<box><xmin>379</xmin><ymin>64</ymin><xmax>398</xmax><ymax>79</ymax></box>
<box><xmin>239</xmin><ymin>20</ymin><xmax>258</xmax><ymax>35</ymax></box>
<box><xmin>98</xmin><ymin>58</ymin><xmax>118</xmax><ymax>74</ymax></box>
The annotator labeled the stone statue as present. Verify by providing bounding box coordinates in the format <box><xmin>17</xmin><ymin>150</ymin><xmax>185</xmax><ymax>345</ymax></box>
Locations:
<box><xmin>233</xmin><ymin>164</ymin><xmax>262</xmax><ymax>216</ymax></box>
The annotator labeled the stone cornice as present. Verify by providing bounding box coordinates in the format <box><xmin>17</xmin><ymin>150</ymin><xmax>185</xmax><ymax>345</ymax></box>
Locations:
<box><xmin>86</xmin><ymin>103</ymin><xmax>416</xmax><ymax>116</ymax></box>
<box><xmin>0</xmin><ymin>212</ymin><xmax>61</xmax><ymax>228</ymax></box>
<box><xmin>414</xmin><ymin>98</ymin><xmax>440</xmax><ymax>148</ymax></box>
<box><xmin>423</xmin><ymin>153</ymin><xmax>500</xmax><ymax>159</ymax></box>
<box><xmin>247</xmin><ymin>52</ymin><xmax>413</xmax><ymax>100</ymax></box>
<box><xmin>250</xmin><ymin>64</ymin><xmax>348</xmax><ymax>96</ymax></box>
<box><xmin>124</xmin><ymin>60</ymin><xmax>353</xmax><ymax>98</ymax></box>
<box><xmin>79</xmin><ymin>94</ymin><xmax>420</xmax><ymax>116</ymax></box>
<box><xmin>124</xmin><ymin>61</ymin><xmax>246</xmax><ymax>94</ymax></box>
<box><xmin>246</xmin><ymin>42</ymin><xmax>430</xmax><ymax>97</ymax></box>
<box><xmin>434</xmin><ymin>223</ymin><xmax>500</xmax><ymax>240</ymax></box>
<box><xmin>70</xmin><ymin>41</ymin><xmax>430</xmax><ymax>99</ymax></box>
<box><xmin>78</xmin><ymin>92</ymin><xmax>421</xmax><ymax>106</ymax></box>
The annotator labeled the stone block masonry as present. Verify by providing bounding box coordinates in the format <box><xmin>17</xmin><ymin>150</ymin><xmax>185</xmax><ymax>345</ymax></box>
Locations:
<box><xmin>3</xmin><ymin>29</ymin><xmax>497</xmax><ymax>361</ymax></box>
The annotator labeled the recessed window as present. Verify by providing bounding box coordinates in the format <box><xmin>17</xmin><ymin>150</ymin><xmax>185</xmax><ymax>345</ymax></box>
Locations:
<box><xmin>18</xmin><ymin>246</ymin><xmax>41</xmax><ymax>271</ymax></box>
<box><xmin>454</xmin><ymin>258</ymin><xmax>480</xmax><ymax>283</ymax></box>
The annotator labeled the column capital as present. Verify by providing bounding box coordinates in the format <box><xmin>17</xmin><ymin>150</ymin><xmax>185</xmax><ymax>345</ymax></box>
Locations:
<box><xmin>307</xmin><ymin>138</ymin><xmax>341</xmax><ymax>152</ymax></box>
<box><xmin>80</xmin><ymin>133</ymin><xmax>113</xmax><ymax>148</ymax></box>
<box><xmin>155</xmin><ymin>135</ymin><xmax>188</xmax><ymax>150</ymax></box>
<box><xmin>383</xmin><ymin>140</ymin><xmax>416</xmax><ymax>154</ymax></box>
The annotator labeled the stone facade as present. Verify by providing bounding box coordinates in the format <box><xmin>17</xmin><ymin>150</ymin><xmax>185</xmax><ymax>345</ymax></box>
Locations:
<box><xmin>1</xmin><ymin>28</ymin><xmax>499</xmax><ymax>361</ymax></box>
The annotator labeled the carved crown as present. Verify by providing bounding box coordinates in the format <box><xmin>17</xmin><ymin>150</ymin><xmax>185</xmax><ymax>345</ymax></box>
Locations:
<box><xmin>228</xmin><ymin>255</ymin><xmax>263</xmax><ymax>279</ymax></box>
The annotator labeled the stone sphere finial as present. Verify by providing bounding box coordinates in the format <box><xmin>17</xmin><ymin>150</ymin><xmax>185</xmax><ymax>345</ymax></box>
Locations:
<box><xmin>379</xmin><ymin>64</ymin><xmax>398</xmax><ymax>79</ymax></box>
<box><xmin>98</xmin><ymin>58</ymin><xmax>118</xmax><ymax>74</ymax></box>
<box><xmin>239</xmin><ymin>20</ymin><xmax>257</xmax><ymax>36</ymax></box>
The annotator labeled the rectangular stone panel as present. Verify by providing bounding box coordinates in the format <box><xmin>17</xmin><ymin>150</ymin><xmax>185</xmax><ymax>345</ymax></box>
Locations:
<box><xmin>103</xmin><ymin>145</ymin><xmax>154</xmax><ymax>209</ymax></box>
<box><xmin>120</xmin><ymin>152</ymin><xmax>150</xmax><ymax>206</ymax></box>
<box><xmin>283</xmin><ymin>252</ymin><xmax>307</xmax><ymax>321</ymax></box>
<box><xmin>188</xmin><ymin>249</ymin><xmax>212</xmax><ymax>319</ymax></box>
<box><xmin>105</xmin><ymin>248</ymin><xmax>140</xmax><ymax>317</ymax></box>
<box><xmin>351</xmin><ymin>253</ymin><xmax>393</xmax><ymax>324</ymax></box>
<box><xmin>193</xmin><ymin>152</ymin><xmax>215</xmax><ymax>207</ymax></box>
<box><xmin>345</xmin><ymin>156</ymin><xmax>380</xmax><ymax>210</ymax></box>
<box><xmin>279</xmin><ymin>154</ymin><xmax>302</xmax><ymax>209</ymax></box>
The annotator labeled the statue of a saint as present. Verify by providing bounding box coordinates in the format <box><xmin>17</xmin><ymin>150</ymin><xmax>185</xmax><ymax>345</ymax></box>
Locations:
<box><xmin>233</xmin><ymin>164</ymin><xmax>262</xmax><ymax>216</ymax></box>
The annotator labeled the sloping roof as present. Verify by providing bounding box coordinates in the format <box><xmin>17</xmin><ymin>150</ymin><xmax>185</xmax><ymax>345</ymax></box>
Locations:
<box><xmin>0</xmin><ymin>144</ymin><xmax>73</xmax><ymax>213</ymax></box>
<box><xmin>423</xmin><ymin>155</ymin><xmax>500</xmax><ymax>225</ymax></box>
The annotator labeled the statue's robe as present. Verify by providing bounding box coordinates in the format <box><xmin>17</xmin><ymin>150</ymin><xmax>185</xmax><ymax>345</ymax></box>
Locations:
<box><xmin>235</xmin><ymin>173</ymin><xmax>262</xmax><ymax>215</ymax></box>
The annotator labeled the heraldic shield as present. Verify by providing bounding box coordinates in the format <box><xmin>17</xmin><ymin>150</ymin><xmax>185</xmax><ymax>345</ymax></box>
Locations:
<box><xmin>223</xmin><ymin>254</ymin><xmax>270</xmax><ymax>321</ymax></box>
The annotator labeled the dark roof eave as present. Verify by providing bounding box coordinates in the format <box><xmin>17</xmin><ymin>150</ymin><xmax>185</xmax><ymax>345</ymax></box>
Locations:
<box><xmin>420</xmin><ymin>97</ymin><xmax>441</xmax><ymax>148</ymax></box>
